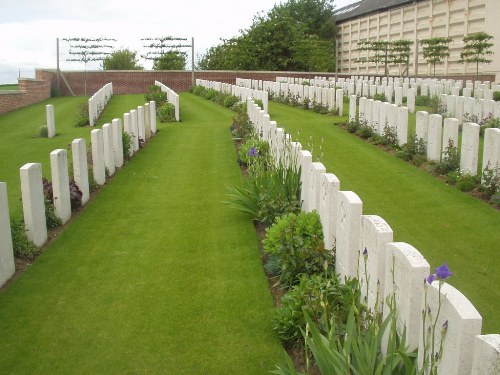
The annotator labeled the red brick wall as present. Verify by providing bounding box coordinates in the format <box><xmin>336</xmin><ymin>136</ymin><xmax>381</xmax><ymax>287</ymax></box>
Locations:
<box><xmin>0</xmin><ymin>76</ymin><xmax>51</xmax><ymax>115</ymax></box>
<box><xmin>37</xmin><ymin>69</ymin><xmax>496</xmax><ymax>97</ymax></box>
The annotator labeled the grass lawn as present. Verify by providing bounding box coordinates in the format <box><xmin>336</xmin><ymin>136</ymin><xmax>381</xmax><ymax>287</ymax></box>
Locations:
<box><xmin>0</xmin><ymin>93</ymin><xmax>283</xmax><ymax>373</ymax></box>
<box><xmin>269</xmin><ymin>101</ymin><xmax>500</xmax><ymax>334</ymax></box>
<box><xmin>0</xmin><ymin>84</ymin><xmax>19</xmax><ymax>91</ymax></box>
<box><xmin>0</xmin><ymin>95</ymin><xmax>144</xmax><ymax>215</ymax></box>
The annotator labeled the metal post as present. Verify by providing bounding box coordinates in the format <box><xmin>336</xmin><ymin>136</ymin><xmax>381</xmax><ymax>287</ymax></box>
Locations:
<box><xmin>191</xmin><ymin>37</ymin><xmax>195</xmax><ymax>86</ymax></box>
<box><xmin>56</xmin><ymin>38</ymin><xmax>60</xmax><ymax>91</ymax></box>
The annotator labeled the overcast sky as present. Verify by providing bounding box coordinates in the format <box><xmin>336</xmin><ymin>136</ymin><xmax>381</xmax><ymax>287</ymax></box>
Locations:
<box><xmin>0</xmin><ymin>0</ymin><xmax>358</xmax><ymax>84</ymax></box>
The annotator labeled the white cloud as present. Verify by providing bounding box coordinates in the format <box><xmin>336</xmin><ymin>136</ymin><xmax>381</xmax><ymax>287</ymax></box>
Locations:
<box><xmin>0</xmin><ymin>0</ymin><xmax>359</xmax><ymax>83</ymax></box>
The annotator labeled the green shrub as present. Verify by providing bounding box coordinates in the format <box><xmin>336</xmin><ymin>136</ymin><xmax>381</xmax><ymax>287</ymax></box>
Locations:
<box><xmin>479</xmin><ymin>117</ymin><xmax>500</xmax><ymax>136</ymax></box>
<box><xmin>381</xmin><ymin>124</ymin><xmax>398</xmax><ymax>147</ymax></box>
<box><xmin>373</xmin><ymin>93</ymin><xmax>386</xmax><ymax>102</ymax></box>
<box><xmin>230</xmin><ymin>111</ymin><xmax>254</xmax><ymax>140</ymax></box>
<box><xmin>10</xmin><ymin>216</ymin><xmax>39</xmax><ymax>260</ymax></box>
<box><xmin>145</xmin><ymin>85</ymin><xmax>167</xmax><ymax>108</ymax></box>
<box><xmin>346</xmin><ymin>120</ymin><xmax>360</xmax><ymax>133</ymax></box>
<box><xmin>263</xmin><ymin>211</ymin><xmax>334</xmax><ymax>287</ymax></box>
<box><xmin>254</xmin><ymin>99</ymin><xmax>264</xmax><ymax>109</ymax></box>
<box><xmin>223</xmin><ymin>95</ymin><xmax>239</xmax><ymax>108</ymax></box>
<box><xmin>37</xmin><ymin>125</ymin><xmax>48</xmax><ymax>138</ymax></box>
<box><xmin>456</xmin><ymin>174</ymin><xmax>479</xmax><ymax>192</ymax></box>
<box><xmin>415</xmin><ymin>95</ymin><xmax>431</xmax><ymax>107</ymax></box>
<box><xmin>42</xmin><ymin>178</ymin><xmax>62</xmax><ymax>229</ymax></box>
<box><xmin>74</xmin><ymin>101</ymin><xmax>89</xmax><ymax>127</ymax></box>
<box><xmin>493</xmin><ymin>91</ymin><xmax>500</xmax><ymax>102</ymax></box>
<box><xmin>225</xmin><ymin>163</ymin><xmax>302</xmax><ymax>227</ymax></box>
<box><xmin>204</xmin><ymin>88</ymin><xmax>218</xmax><ymax>101</ymax></box>
<box><xmin>122</xmin><ymin>131</ymin><xmax>132</xmax><ymax>160</ymax></box>
<box><xmin>50</xmin><ymin>87</ymin><xmax>61</xmax><ymax>98</ymax></box>
<box><xmin>238</xmin><ymin>137</ymin><xmax>269</xmax><ymax>166</ymax></box>
<box><xmin>396</xmin><ymin>135</ymin><xmax>426</xmax><ymax>162</ymax></box>
<box><xmin>272</xmin><ymin>272</ymin><xmax>360</xmax><ymax>347</ymax></box>
<box><xmin>431</xmin><ymin>139</ymin><xmax>459</xmax><ymax>175</ymax></box>
<box><xmin>356</xmin><ymin>122</ymin><xmax>374</xmax><ymax>139</ymax></box>
<box><xmin>479</xmin><ymin>162</ymin><xmax>500</xmax><ymax>197</ymax></box>
<box><xmin>158</xmin><ymin>103</ymin><xmax>176</xmax><ymax>123</ymax></box>
<box><xmin>69</xmin><ymin>180</ymin><xmax>83</xmax><ymax>211</ymax></box>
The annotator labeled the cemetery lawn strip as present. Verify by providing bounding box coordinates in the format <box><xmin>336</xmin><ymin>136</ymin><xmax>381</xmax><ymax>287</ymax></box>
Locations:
<box><xmin>270</xmin><ymin>101</ymin><xmax>500</xmax><ymax>334</ymax></box>
<box><xmin>0</xmin><ymin>94</ymin><xmax>145</xmax><ymax>216</ymax></box>
<box><xmin>0</xmin><ymin>93</ymin><xmax>283</xmax><ymax>373</ymax></box>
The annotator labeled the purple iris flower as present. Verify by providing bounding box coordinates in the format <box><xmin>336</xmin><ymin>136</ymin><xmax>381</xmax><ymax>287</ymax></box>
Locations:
<box><xmin>435</xmin><ymin>262</ymin><xmax>453</xmax><ymax>280</ymax></box>
<box><xmin>426</xmin><ymin>262</ymin><xmax>453</xmax><ymax>284</ymax></box>
<box><xmin>248</xmin><ymin>147</ymin><xmax>258</xmax><ymax>157</ymax></box>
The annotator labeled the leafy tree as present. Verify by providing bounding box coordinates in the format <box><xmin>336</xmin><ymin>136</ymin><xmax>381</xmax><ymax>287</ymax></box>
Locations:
<box><xmin>460</xmin><ymin>32</ymin><xmax>494</xmax><ymax>79</ymax></box>
<box><xmin>63</xmin><ymin>37</ymin><xmax>116</xmax><ymax>94</ymax></box>
<box><xmin>141</xmin><ymin>36</ymin><xmax>191</xmax><ymax>70</ymax></box>
<box><xmin>198</xmin><ymin>0</ymin><xmax>336</xmax><ymax>71</ymax></box>
<box><xmin>420</xmin><ymin>37</ymin><xmax>452</xmax><ymax>76</ymax></box>
<box><xmin>356</xmin><ymin>39</ymin><xmax>413</xmax><ymax>76</ymax></box>
<box><xmin>102</xmin><ymin>49</ymin><xmax>143</xmax><ymax>70</ymax></box>
<box><xmin>152</xmin><ymin>50</ymin><xmax>187</xmax><ymax>70</ymax></box>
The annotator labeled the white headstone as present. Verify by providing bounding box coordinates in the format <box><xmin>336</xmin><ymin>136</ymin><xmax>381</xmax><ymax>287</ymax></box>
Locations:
<box><xmin>427</xmin><ymin>114</ymin><xmax>443</xmax><ymax>162</ymax></box>
<box><xmin>71</xmin><ymin>138</ymin><xmax>89</xmax><ymax>205</ymax></box>
<box><xmin>137</xmin><ymin>106</ymin><xmax>145</xmax><ymax>142</ymax></box>
<box><xmin>20</xmin><ymin>163</ymin><xmax>47</xmax><ymax>247</ymax></box>
<box><xmin>336</xmin><ymin>89</ymin><xmax>344</xmax><ymax>116</ymax></box>
<box><xmin>0</xmin><ymin>183</ymin><xmax>15</xmax><ymax>287</ymax></box>
<box><xmin>111</xmin><ymin>118</ymin><xmax>124</xmax><ymax>169</ymax></box>
<box><xmin>359</xmin><ymin>215</ymin><xmax>393</xmax><ymax>312</ymax></box>
<box><xmin>144</xmin><ymin>102</ymin><xmax>152</xmax><ymax>140</ymax></box>
<box><xmin>407</xmin><ymin>88</ymin><xmax>416</xmax><ymax>113</ymax></box>
<box><xmin>50</xmin><ymin>149</ymin><xmax>71</xmax><ymax>224</ymax></box>
<box><xmin>384</xmin><ymin>242</ymin><xmax>430</xmax><ymax>351</ymax></box>
<box><xmin>482</xmin><ymin>128</ymin><xmax>500</xmax><ymax>179</ymax></box>
<box><xmin>442</xmin><ymin>118</ymin><xmax>459</xmax><ymax>159</ymax></box>
<box><xmin>418</xmin><ymin>281</ymin><xmax>482</xmax><ymax>375</ymax></box>
<box><xmin>471</xmin><ymin>335</ymin><xmax>500</xmax><ymax>375</ymax></box>
<box><xmin>309</xmin><ymin>162</ymin><xmax>326</xmax><ymax>212</ymax></box>
<box><xmin>416</xmin><ymin>111</ymin><xmax>429</xmax><ymax>143</ymax></box>
<box><xmin>349</xmin><ymin>95</ymin><xmax>357</xmax><ymax>123</ymax></box>
<box><xmin>335</xmin><ymin>191</ymin><xmax>363</xmax><ymax>280</ymax></box>
<box><xmin>102</xmin><ymin>123</ymin><xmax>115</xmax><ymax>176</ymax></box>
<box><xmin>460</xmin><ymin>123</ymin><xmax>480</xmax><ymax>175</ymax></box>
<box><xmin>319</xmin><ymin>173</ymin><xmax>340</xmax><ymax>251</ymax></box>
<box><xmin>149</xmin><ymin>101</ymin><xmax>157</xmax><ymax>134</ymax></box>
<box><xmin>300</xmin><ymin>150</ymin><xmax>313</xmax><ymax>212</ymax></box>
<box><xmin>46</xmin><ymin>104</ymin><xmax>55</xmax><ymax>138</ymax></box>
<box><xmin>397</xmin><ymin>107</ymin><xmax>408</xmax><ymax>146</ymax></box>
<box><xmin>91</xmin><ymin>129</ymin><xmax>105</xmax><ymax>185</ymax></box>
<box><xmin>130</xmin><ymin>109</ymin><xmax>139</xmax><ymax>152</ymax></box>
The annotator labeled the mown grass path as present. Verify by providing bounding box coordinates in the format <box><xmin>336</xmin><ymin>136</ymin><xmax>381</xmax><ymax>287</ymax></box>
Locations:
<box><xmin>0</xmin><ymin>94</ymin><xmax>282</xmax><ymax>373</ymax></box>
<box><xmin>269</xmin><ymin>101</ymin><xmax>500</xmax><ymax>334</ymax></box>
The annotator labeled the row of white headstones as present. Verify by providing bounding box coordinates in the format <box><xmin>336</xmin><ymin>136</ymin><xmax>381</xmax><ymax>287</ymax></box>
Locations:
<box><xmin>89</xmin><ymin>82</ymin><xmax>113</xmax><ymax>127</ymax></box>
<box><xmin>0</xmin><ymin>81</ymin><xmax>181</xmax><ymax>290</ymax></box>
<box><xmin>154</xmin><ymin>81</ymin><xmax>180</xmax><ymax>122</ymax></box>
<box><xmin>236</xmin><ymin>77</ymin><xmax>500</xmax><ymax>178</ymax></box>
<box><xmin>243</xmin><ymin>92</ymin><xmax>500</xmax><ymax>375</ymax></box>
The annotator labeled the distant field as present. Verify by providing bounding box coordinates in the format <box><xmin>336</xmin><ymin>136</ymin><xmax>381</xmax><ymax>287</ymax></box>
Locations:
<box><xmin>0</xmin><ymin>84</ymin><xmax>19</xmax><ymax>91</ymax></box>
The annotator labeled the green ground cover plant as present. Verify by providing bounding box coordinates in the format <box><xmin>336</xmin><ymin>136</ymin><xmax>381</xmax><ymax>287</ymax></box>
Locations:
<box><xmin>0</xmin><ymin>93</ymin><xmax>283</xmax><ymax>373</ymax></box>
<box><xmin>267</xmin><ymin>101</ymin><xmax>500</xmax><ymax>333</ymax></box>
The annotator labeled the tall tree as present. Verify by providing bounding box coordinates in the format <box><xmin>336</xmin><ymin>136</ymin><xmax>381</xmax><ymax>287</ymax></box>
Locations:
<box><xmin>420</xmin><ymin>37</ymin><xmax>452</xmax><ymax>76</ymax></box>
<box><xmin>198</xmin><ymin>0</ymin><xmax>336</xmax><ymax>71</ymax></box>
<box><xmin>460</xmin><ymin>32</ymin><xmax>494</xmax><ymax>79</ymax></box>
<box><xmin>102</xmin><ymin>49</ymin><xmax>143</xmax><ymax>70</ymax></box>
<box><xmin>152</xmin><ymin>51</ymin><xmax>187</xmax><ymax>70</ymax></box>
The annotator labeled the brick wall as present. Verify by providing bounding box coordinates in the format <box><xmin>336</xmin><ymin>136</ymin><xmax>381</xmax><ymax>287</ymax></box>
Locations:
<box><xmin>0</xmin><ymin>76</ymin><xmax>51</xmax><ymax>115</ymax></box>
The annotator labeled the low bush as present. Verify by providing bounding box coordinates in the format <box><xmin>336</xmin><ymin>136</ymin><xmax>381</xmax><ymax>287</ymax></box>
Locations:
<box><xmin>10</xmin><ymin>216</ymin><xmax>39</xmax><ymax>260</ymax></box>
<box><xmin>69</xmin><ymin>179</ymin><xmax>83</xmax><ymax>211</ymax></box>
<box><xmin>263</xmin><ymin>211</ymin><xmax>334</xmax><ymax>287</ymax></box>
<box><xmin>230</xmin><ymin>111</ymin><xmax>254</xmax><ymax>140</ymax></box>
<box><xmin>272</xmin><ymin>271</ymin><xmax>360</xmax><ymax>347</ymax></box>
<box><xmin>456</xmin><ymin>174</ymin><xmax>479</xmax><ymax>192</ymax></box>
<box><xmin>430</xmin><ymin>139</ymin><xmax>459</xmax><ymax>175</ymax></box>
<box><xmin>493</xmin><ymin>91</ymin><xmax>500</xmax><ymax>102</ymax></box>
<box><xmin>373</xmin><ymin>93</ymin><xmax>386</xmax><ymax>102</ymax></box>
<box><xmin>396</xmin><ymin>135</ymin><xmax>426</xmax><ymax>163</ymax></box>
<box><xmin>145</xmin><ymin>85</ymin><xmax>167</xmax><ymax>108</ymax></box>
<box><xmin>158</xmin><ymin>103</ymin><xmax>176</xmax><ymax>123</ymax></box>
<box><xmin>37</xmin><ymin>125</ymin><xmax>48</xmax><ymax>138</ymax></box>
<box><xmin>225</xmin><ymin>162</ymin><xmax>302</xmax><ymax>227</ymax></box>
<box><xmin>479</xmin><ymin>163</ymin><xmax>500</xmax><ymax>198</ymax></box>
<box><xmin>74</xmin><ymin>101</ymin><xmax>89</xmax><ymax>127</ymax></box>
<box><xmin>238</xmin><ymin>137</ymin><xmax>269</xmax><ymax>166</ymax></box>
<box><xmin>42</xmin><ymin>178</ymin><xmax>62</xmax><ymax>229</ymax></box>
<box><xmin>355</xmin><ymin>122</ymin><xmax>374</xmax><ymax>139</ymax></box>
<box><xmin>223</xmin><ymin>95</ymin><xmax>239</xmax><ymax>108</ymax></box>
<box><xmin>122</xmin><ymin>131</ymin><xmax>132</xmax><ymax>160</ymax></box>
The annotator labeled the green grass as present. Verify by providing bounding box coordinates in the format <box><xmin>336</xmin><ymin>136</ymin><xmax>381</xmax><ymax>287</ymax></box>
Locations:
<box><xmin>0</xmin><ymin>84</ymin><xmax>19</xmax><ymax>91</ymax></box>
<box><xmin>0</xmin><ymin>93</ymin><xmax>283</xmax><ymax>373</ymax></box>
<box><xmin>0</xmin><ymin>95</ymin><xmax>145</xmax><ymax>215</ymax></box>
<box><xmin>269</xmin><ymin>101</ymin><xmax>500</xmax><ymax>334</ymax></box>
